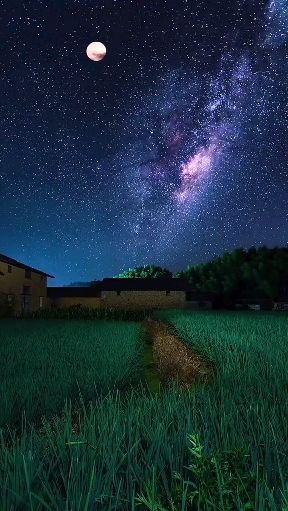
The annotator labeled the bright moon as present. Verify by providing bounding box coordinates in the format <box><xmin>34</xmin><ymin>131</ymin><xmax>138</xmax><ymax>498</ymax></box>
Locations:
<box><xmin>86</xmin><ymin>42</ymin><xmax>106</xmax><ymax>62</ymax></box>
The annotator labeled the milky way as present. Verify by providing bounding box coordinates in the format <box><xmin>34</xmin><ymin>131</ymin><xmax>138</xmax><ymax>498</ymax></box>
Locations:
<box><xmin>108</xmin><ymin>0</ymin><xmax>287</xmax><ymax>265</ymax></box>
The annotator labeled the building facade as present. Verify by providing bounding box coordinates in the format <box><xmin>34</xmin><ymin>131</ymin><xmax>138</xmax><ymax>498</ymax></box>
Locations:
<box><xmin>47</xmin><ymin>278</ymin><xmax>215</xmax><ymax>311</ymax></box>
<box><xmin>47</xmin><ymin>286</ymin><xmax>101</xmax><ymax>309</ymax></box>
<box><xmin>0</xmin><ymin>253</ymin><xmax>54</xmax><ymax>314</ymax></box>
<box><xmin>100</xmin><ymin>278</ymin><xmax>214</xmax><ymax>310</ymax></box>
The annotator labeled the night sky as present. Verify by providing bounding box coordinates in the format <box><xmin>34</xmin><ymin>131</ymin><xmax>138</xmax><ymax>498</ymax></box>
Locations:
<box><xmin>1</xmin><ymin>0</ymin><xmax>287</xmax><ymax>286</ymax></box>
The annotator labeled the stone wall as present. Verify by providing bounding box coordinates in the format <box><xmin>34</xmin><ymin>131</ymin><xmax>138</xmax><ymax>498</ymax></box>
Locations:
<box><xmin>101</xmin><ymin>290</ymin><xmax>185</xmax><ymax>309</ymax></box>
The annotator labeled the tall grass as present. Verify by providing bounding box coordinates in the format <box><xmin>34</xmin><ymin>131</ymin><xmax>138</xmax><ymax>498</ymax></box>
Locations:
<box><xmin>0</xmin><ymin>320</ymin><xmax>146</xmax><ymax>431</ymax></box>
<box><xmin>0</xmin><ymin>311</ymin><xmax>288</xmax><ymax>509</ymax></box>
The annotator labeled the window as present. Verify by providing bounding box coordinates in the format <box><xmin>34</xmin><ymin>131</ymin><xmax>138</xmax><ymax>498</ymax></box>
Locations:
<box><xmin>117</xmin><ymin>290</ymin><xmax>121</xmax><ymax>296</ymax></box>
<box><xmin>8</xmin><ymin>265</ymin><xmax>12</xmax><ymax>273</ymax></box>
<box><xmin>166</xmin><ymin>290</ymin><xmax>170</xmax><ymax>296</ymax></box>
<box><xmin>39</xmin><ymin>296</ymin><xmax>43</xmax><ymax>308</ymax></box>
<box><xmin>25</xmin><ymin>269</ymin><xmax>31</xmax><ymax>279</ymax></box>
<box><xmin>23</xmin><ymin>286</ymin><xmax>31</xmax><ymax>295</ymax></box>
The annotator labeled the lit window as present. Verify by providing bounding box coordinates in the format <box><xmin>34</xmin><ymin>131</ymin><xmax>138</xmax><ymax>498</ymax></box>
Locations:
<box><xmin>39</xmin><ymin>296</ymin><xmax>43</xmax><ymax>308</ymax></box>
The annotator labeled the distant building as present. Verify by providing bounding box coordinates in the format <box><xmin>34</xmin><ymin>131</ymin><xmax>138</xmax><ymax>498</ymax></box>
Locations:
<box><xmin>47</xmin><ymin>285</ymin><xmax>102</xmax><ymax>309</ymax></box>
<box><xmin>47</xmin><ymin>278</ymin><xmax>216</xmax><ymax>311</ymax></box>
<box><xmin>100</xmin><ymin>278</ymin><xmax>215</xmax><ymax>310</ymax></box>
<box><xmin>235</xmin><ymin>297</ymin><xmax>288</xmax><ymax>311</ymax></box>
<box><xmin>0</xmin><ymin>253</ymin><xmax>54</xmax><ymax>313</ymax></box>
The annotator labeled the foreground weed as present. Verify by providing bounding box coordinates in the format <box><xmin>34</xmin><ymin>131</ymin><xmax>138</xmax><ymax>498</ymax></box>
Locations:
<box><xmin>135</xmin><ymin>434</ymin><xmax>262</xmax><ymax>510</ymax></box>
<box><xmin>67</xmin><ymin>434</ymin><xmax>261</xmax><ymax>510</ymax></box>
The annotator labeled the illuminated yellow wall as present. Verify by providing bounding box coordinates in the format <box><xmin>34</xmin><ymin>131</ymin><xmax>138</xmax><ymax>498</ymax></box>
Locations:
<box><xmin>101</xmin><ymin>290</ymin><xmax>185</xmax><ymax>309</ymax></box>
<box><xmin>0</xmin><ymin>260</ymin><xmax>48</xmax><ymax>313</ymax></box>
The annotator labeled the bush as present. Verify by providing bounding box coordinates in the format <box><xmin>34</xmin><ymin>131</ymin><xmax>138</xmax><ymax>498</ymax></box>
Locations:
<box><xmin>0</xmin><ymin>290</ymin><xmax>18</xmax><ymax>318</ymax></box>
<box><xmin>18</xmin><ymin>304</ymin><xmax>157</xmax><ymax>322</ymax></box>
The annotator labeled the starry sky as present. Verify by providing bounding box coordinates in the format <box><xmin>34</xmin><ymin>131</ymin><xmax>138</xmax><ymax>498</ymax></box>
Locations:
<box><xmin>1</xmin><ymin>0</ymin><xmax>287</xmax><ymax>286</ymax></box>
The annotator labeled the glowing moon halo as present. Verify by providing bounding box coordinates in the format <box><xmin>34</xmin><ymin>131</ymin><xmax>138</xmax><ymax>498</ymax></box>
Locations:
<box><xmin>86</xmin><ymin>42</ymin><xmax>106</xmax><ymax>61</ymax></box>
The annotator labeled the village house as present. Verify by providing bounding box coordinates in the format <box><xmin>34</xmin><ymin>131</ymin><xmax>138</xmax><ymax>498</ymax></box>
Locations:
<box><xmin>47</xmin><ymin>285</ymin><xmax>102</xmax><ymax>309</ymax></box>
<box><xmin>47</xmin><ymin>278</ymin><xmax>215</xmax><ymax>310</ymax></box>
<box><xmin>100</xmin><ymin>278</ymin><xmax>215</xmax><ymax>310</ymax></box>
<box><xmin>0</xmin><ymin>253</ymin><xmax>54</xmax><ymax>313</ymax></box>
<box><xmin>2</xmin><ymin>253</ymin><xmax>287</xmax><ymax>314</ymax></box>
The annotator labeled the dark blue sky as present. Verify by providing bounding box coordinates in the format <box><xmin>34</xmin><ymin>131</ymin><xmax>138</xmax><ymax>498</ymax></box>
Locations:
<box><xmin>1</xmin><ymin>0</ymin><xmax>287</xmax><ymax>286</ymax></box>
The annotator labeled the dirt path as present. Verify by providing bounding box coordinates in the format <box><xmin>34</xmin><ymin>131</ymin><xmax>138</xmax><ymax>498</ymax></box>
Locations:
<box><xmin>141</xmin><ymin>317</ymin><xmax>215</xmax><ymax>391</ymax></box>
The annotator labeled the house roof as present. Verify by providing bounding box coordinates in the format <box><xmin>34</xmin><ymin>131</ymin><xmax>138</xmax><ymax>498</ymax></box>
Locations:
<box><xmin>101</xmin><ymin>277</ymin><xmax>197</xmax><ymax>291</ymax></box>
<box><xmin>47</xmin><ymin>281</ymin><xmax>216</xmax><ymax>299</ymax></box>
<box><xmin>47</xmin><ymin>286</ymin><xmax>101</xmax><ymax>298</ymax></box>
<box><xmin>0</xmin><ymin>253</ymin><xmax>55</xmax><ymax>278</ymax></box>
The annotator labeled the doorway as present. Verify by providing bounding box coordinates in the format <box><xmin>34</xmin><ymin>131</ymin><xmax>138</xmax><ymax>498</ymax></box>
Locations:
<box><xmin>22</xmin><ymin>295</ymin><xmax>31</xmax><ymax>312</ymax></box>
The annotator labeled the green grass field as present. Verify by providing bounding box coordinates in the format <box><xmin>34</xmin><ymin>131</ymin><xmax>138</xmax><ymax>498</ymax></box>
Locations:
<box><xmin>0</xmin><ymin>310</ymin><xmax>288</xmax><ymax>510</ymax></box>
<box><xmin>0</xmin><ymin>319</ymin><xmax>146</xmax><ymax>429</ymax></box>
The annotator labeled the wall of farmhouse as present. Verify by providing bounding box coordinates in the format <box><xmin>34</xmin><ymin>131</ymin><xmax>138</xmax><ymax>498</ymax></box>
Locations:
<box><xmin>0</xmin><ymin>260</ymin><xmax>48</xmax><ymax>313</ymax></box>
<box><xmin>47</xmin><ymin>297</ymin><xmax>102</xmax><ymax>308</ymax></box>
<box><xmin>101</xmin><ymin>290</ymin><xmax>185</xmax><ymax>309</ymax></box>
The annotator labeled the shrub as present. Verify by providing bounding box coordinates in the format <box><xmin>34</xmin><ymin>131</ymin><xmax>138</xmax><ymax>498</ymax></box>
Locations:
<box><xmin>0</xmin><ymin>290</ymin><xmax>18</xmax><ymax>318</ymax></box>
<box><xmin>19</xmin><ymin>304</ymin><xmax>157</xmax><ymax>322</ymax></box>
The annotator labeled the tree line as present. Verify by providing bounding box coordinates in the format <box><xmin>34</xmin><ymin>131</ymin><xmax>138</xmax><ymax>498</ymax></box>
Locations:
<box><xmin>63</xmin><ymin>245</ymin><xmax>288</xmax><ymax>301</ymax></box>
